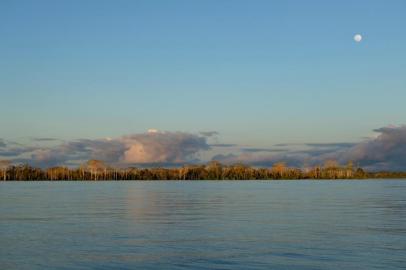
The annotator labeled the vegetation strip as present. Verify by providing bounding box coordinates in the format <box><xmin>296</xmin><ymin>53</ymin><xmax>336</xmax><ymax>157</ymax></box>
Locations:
<box><xmin>1</xmin><ymin>160</ymin><xmax>406</xmax><ymax>180</ymax></box>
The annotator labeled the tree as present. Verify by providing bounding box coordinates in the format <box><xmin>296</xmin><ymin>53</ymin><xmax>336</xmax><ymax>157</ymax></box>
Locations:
<box><xmin>324</xmin><ymin>160</ymin><xmax>338</xmax><ymax>169</ymax></box>
<box><xmin>354</xmin><ymin>167</ymin><xmax>366</xmax><ymax>179</ymax></box>
<box><xmin>206</xmin><ymin>161</ymin><xmax>223</xmax><ymax>180</ymax></box>
<box><xmin>323</xmin><ymin>160</ymin><xmax>339</xmax><ymax>179</ymax></box>
<box><xmin>47</xmin><ymin>166</ymin><xmax>70</xmax><ymax>180</ymax></box>
<box><xmin>272</xmin><ymin>162</ymin><xmax>286</xmax><ymax>179</ymax></box>
<box><xmin>345</xmin><ymin>161</ymin><xmax>354</xmax><ymax>178</ymax></box>
<box><xmin>0</xmin><ymin>160</ymin><xmax>11</xmax><ymax>181</ymax></box>
<box><xmin>81</xmin><ymin>160</ymin><xmax>108</xmax><ymax>180</ymax></box>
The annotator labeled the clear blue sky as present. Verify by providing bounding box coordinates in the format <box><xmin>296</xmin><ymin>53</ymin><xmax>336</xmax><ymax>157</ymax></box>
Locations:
<box><xmin>1</xmin><ymin>0</ymin><xmax>405</xmax><ymax>146</ymax></box>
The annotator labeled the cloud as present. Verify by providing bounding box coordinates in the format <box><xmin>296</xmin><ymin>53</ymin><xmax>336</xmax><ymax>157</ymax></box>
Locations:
<box><xmin>305</xmin><ymin>143</ymin><xmax>356</xmax><ymax>148</ymax></box>
<box><xmin>273</xmin><ymin>143</ymin><xmax>292</xmax><ymax>147</ymax></box>
<box><xmin>199</xmin><ymin>131</ymin><xmax>219</xmax><ymax>137</ymax></box>
<box><xmin>210</xmin><ymin>143</ymin><xmax>238</xmax><ymax>147</ymax></box>
<box><xmin>30</xmin><ymin>137</ymin><xmax>60</xmax><ymax>142</ymax></box>
<box><xmin>212</xmin><ymin>152</ymin><xmax>307</xmax><ymax>168</ymax></box>
<box><xmin>0</xmin><ymin>145</ymin><xmax>38</xmax><ymax>157</ymax></box>
<box><xmin>212</xmin><ymin>153</ymin><xmax>239</xmax><ymax>162</ymax></box>
<box><xmin>212</xmin><ymin>126</ymin><xmax>406</xmax><ymax>171</ymax></box>
<box><xmin>121</xmin><ymin>132</ymin><xmax>210</xmax><ymax>164</ymax></box>
<box><xmin>336</xmin><ymin>126</ymin><xmax>406</xmax><ymax>171</ymax></box>
<box><xmin>2</xmin><ymin>126</ymin><xmax>406</xmax><ymax>171</ymax></box>
<box><xmin>147</xmin><ymin>129</ymin><xmax>159</xmax><ymax>134</ymax></box>
<box><xmin>241</xmin><ymin>147</ymin><xmax>289</xmax><ymax>153</ymax></box>
<box><xmin>1</xmin><ymin>131</ymin><xmax>211</xmax><ymax>168</ymax></box>
<box><xmin>25</xmin><ymin>139</ymin><xmax>127</xmax><ymax>167</ymax></box>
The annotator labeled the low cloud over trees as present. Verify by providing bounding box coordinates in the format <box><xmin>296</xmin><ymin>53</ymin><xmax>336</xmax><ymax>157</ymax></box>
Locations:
<box><xmin>1</xmin><ymin>126</ymin><xmax>406</xmax><ymax>171</ymax></box>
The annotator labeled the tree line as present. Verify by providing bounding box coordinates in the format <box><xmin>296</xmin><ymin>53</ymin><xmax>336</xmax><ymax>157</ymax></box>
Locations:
<box><xmin>1</xmin><ymin>159</ymin><xmax>405</xmax><ymax>181</ymax></box>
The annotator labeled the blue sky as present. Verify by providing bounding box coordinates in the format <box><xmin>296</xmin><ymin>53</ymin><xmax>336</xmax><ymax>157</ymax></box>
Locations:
<box><xmin>0</xmin><ymin>1</ymin><xmax>405</xmax><ymax>169</ymax></box>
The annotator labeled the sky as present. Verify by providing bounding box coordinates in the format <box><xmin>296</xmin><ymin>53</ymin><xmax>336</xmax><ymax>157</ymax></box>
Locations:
<box><xmin>0</xmin><ymin>0</ymin><xmax>405</xmax><ymax>170</ymax></box>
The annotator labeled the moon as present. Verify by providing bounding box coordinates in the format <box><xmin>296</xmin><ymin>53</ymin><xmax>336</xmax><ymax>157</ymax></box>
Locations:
<box><xmin>354</xmin><ymin>34</ymin><xmax>362</xmax><ymax>43</ymax></box>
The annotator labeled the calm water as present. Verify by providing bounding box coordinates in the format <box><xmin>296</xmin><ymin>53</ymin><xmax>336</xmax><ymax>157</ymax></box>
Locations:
<box><xmin>1</xmin><ymin>180</ymin><xmax>406</xmax><ymax>270</ymax></box>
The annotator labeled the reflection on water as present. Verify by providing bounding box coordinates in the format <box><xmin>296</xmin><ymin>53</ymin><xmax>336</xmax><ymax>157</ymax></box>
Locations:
<box><xmin>1</xmin><ymin>180</ymin><xmax>406</xmax><ymax>269</ymax></box>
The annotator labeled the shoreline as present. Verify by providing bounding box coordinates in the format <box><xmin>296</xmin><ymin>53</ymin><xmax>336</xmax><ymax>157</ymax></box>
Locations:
<box><xmin>2</xmin><ymin>178</ymin><xmax>406</xmax><ymax>182</ymax></box>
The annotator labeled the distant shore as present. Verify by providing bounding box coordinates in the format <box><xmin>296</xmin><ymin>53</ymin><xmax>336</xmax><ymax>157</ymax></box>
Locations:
<box><xmin>1</xmin><ymin>160</ymin><xmax>406</xmax><ymax>181</ymax></box>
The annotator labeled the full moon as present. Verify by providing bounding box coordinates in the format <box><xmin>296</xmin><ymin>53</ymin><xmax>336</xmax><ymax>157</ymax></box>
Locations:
<box><xmin>354</xmin><ymin>34</ymin><xmax>362</xmax><ymax>42</ymax></box>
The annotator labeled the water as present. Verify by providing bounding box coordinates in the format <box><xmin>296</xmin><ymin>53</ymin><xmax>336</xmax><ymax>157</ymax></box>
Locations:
<box><xmin>1</xmin><ymin>180</ymin><xmax>406</xmax><ymax>270</ymax></box>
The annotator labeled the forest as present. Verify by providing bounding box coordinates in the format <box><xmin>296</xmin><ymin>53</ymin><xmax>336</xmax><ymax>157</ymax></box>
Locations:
<box><xmin>1</xmin><ymin>159</ymin><xmax>405</xmax><ymax>181</ymax></box>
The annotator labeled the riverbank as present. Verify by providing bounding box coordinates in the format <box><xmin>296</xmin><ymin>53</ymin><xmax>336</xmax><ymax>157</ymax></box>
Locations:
<box><xmin>2</xmin><ymin>160</ymin><xmax>406</xmax><ymax>180</ymax></box>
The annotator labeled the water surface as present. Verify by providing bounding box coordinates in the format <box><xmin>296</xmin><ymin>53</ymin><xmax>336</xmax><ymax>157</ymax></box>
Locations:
<box><xmin>1</xmin><ymin>180</ymin><xmax>406</xmax><ymax>269</ymax></box>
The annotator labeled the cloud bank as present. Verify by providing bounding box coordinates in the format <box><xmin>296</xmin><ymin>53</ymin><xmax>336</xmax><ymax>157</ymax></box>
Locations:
<box><xmin>121</xmin><ymin>132</ymin><xmax>209</xmax><ymax>164</ymax></box>
<box><xmin>337</xmin><ymin>126</ymin><xmax>406</xmax><ymax>171</ymax></box>
<box><xmin>1</xmin><ymin>131</ymin><xmax>210</xmax><ymax>168</ymax></box>
<box><xmin>212</xmin><ymin>126</ymin><xmax>406</xmax><ymax>171</ymax></box>
<box><xmin>1</xmin><ymin>126</ymin><xmax>405</xmax><ymax>171</ymax></box>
